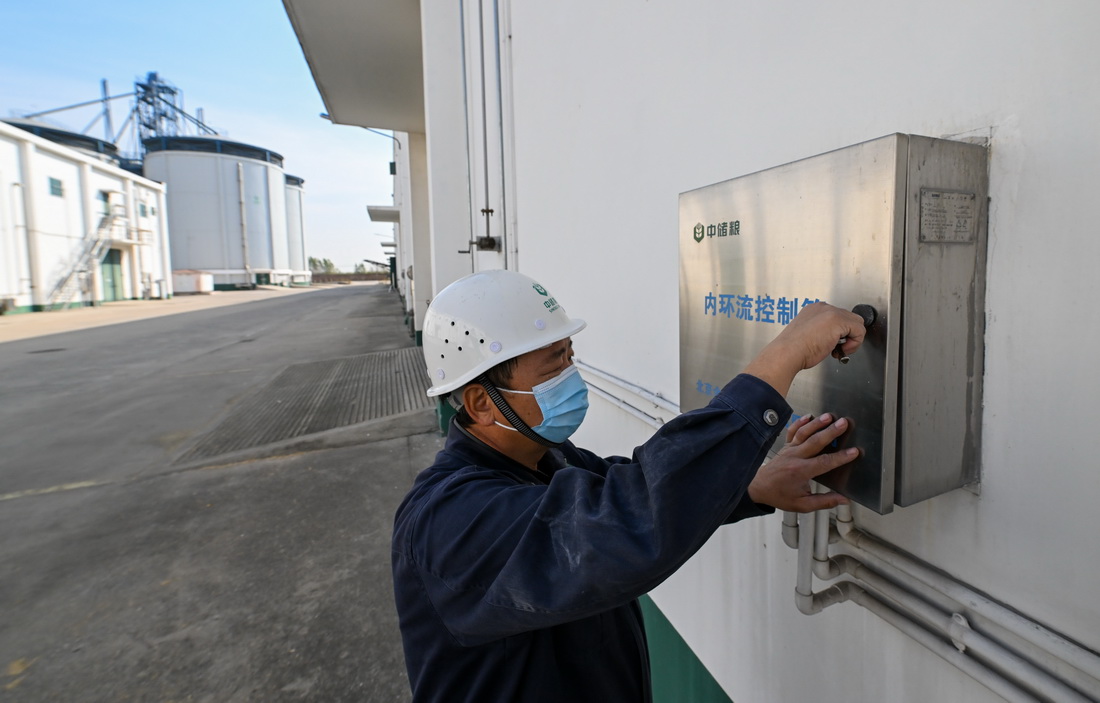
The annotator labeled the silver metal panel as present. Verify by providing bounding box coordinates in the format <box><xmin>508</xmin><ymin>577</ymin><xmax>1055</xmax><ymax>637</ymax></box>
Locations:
<box><xmin>679</xmin><ymin>134</ymin><xmax>988</xmax><ymax>514</ymax></box>
<box><xmin>898</xmin><ymin>136</ymin><xmax>987</xmax><ymax>505</ymax></box>
<box><xmin>679</xmin><ymin>135</ymin><xmax>908</xmax><ymax>514</ymax></box>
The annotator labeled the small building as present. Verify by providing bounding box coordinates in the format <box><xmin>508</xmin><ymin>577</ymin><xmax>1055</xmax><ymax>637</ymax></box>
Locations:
<box><xmin>0</xmin><ymin>120</ymin><xmax>172</xmax><ymax>312</ymax></box>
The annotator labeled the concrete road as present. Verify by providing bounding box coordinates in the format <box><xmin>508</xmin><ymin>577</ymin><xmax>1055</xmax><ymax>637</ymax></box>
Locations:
<box><xmin>0</xmin><ymin>284</ymin><xmax>440</xmax><ymax>701</ymax></box>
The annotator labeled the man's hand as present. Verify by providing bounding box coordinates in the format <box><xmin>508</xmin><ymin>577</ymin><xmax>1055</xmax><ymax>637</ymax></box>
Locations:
<box><xmin>747</xmin><ymin>412</ymin><xmax>856</xmax><ymax>512</ymax></box>
<box><xmin>743</xmin><ymin>303</ymin><xmax>867</xmax><ymax>397</ymax></box>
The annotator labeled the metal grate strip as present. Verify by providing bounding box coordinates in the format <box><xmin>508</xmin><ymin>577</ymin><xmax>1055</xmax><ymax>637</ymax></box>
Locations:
<box><xmin>178</xmin><ymin>347</ymin><xmax>432</xmax><ymax>462</ymax></box>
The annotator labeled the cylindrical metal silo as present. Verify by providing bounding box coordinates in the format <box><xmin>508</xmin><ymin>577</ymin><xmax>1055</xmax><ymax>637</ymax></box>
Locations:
<box><xmin>142</xmin><ymin>136</ymin><xmax>291</xmax><ymax>288</ymax></box>
<box><xmin>284</xmin><ymin>174</ymin><xmax>310</xmax><ymax>285</ymax></box>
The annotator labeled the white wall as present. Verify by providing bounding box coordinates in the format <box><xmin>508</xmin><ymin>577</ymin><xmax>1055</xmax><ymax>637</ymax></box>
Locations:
<box><xmin>499</xmin><ymin>1</ymin><xmax>1100</xmax><ymax>701</ymax></box>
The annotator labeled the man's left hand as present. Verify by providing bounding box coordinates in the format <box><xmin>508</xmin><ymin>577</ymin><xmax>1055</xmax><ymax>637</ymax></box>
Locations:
<box><xmin>747</xmin><ymin>412</ymin><xmax>856</xmax><ymax>512</ymax></box>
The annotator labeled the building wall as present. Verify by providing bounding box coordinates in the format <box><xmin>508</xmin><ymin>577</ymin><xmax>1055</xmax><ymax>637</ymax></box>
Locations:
<box><xmin>0</xmin><ymin>121</ymin><xmax>170</xmax><ymax>311</ymax></box>
<box><xmin>494</xmin><ymin>1</ymin><xmax>1099</xmax><ymax>701</ymax></box>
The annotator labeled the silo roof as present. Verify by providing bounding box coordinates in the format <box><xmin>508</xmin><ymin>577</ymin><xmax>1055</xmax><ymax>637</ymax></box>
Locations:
<box><xmin>143</xmin><ymin>136</ymin><xmax>284</xmax><ymax>168</ymax></box>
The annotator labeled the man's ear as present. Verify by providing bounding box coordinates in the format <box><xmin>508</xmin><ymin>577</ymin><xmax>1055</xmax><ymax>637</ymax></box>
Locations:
<box><xmin>461</xmin><ymin>384</ymin><xmax>497</xmax><ymax>426</ymax></box>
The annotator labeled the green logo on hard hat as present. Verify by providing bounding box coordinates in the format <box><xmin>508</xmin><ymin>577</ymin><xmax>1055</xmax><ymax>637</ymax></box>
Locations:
<box><xmin>532</xmin><ymin>283</ymin><xmax>548</xmax><ymax>296</ymax></box>
<box><xmin>693</xmin><ymin>223</ymin><xmax>705</xmax><ymax>242</ymax></box>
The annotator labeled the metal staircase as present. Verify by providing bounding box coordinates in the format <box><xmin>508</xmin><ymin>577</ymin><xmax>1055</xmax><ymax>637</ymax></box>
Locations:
<box><xmin>45</xmin><ymin>204</ymin><xmax>126</xmax><ymax>310</ymax></box>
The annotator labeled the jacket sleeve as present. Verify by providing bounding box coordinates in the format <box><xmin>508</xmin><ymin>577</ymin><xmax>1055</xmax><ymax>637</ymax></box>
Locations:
<box><xmin>407</xmin><ymin>373</ymin><xmax>790</xmax><ymax>646</ymax></box>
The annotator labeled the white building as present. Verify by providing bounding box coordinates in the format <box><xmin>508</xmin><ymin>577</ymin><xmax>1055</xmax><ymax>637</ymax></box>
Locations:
<box><xmin>285</xmin><ymin>2</ymin><xmax>1100</xmax><ymax>701</ymax></box>
<box><xmin>0</xmin><ymin>120</ymin><xmax>171</xmax><ymax>312</ymax></box>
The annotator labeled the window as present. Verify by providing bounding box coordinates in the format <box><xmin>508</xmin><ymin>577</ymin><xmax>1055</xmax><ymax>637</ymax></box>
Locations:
<box><xmin>151</xmin><ymin>206</ymin><xmax>157</xmax><ymax>216</ymax></box>
<box><xmin>97</xmin><ymin>191</ymin><xmax>110</xmax><ymax>216</ymax></box>
<box><xmin>139</xmin><ymin>203</ymin><xmax>148</xmax><ymax>217</ymax></box>
<box><xmin>49</xmin><ymin>178</ymin><xmax>63</xmax><ymax>197</ymax></box>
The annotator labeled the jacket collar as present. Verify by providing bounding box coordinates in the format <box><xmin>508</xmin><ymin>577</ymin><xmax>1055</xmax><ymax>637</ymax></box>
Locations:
<box><xmin>444</xmin><ymin>419</ymin><xmax>563</xmax><ymax>484</ymax></box>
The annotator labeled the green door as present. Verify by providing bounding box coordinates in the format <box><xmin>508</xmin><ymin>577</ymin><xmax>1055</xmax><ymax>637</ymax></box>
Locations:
<box><xmin>101</xmin><ymin>249</ymin><xmax>124</xmax><ymax>302</ymax></box>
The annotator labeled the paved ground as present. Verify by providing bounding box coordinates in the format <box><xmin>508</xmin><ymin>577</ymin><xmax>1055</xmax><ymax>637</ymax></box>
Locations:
<box><xmin>0</xmin><ymin>283</ymin><xmax>441</xmax><ymax>702</ymax></box>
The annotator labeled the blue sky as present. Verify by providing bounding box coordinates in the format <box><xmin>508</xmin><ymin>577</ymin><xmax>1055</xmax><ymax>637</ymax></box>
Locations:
<box><xmin>0</xmin><ymin>0</ymin><xmax>396</xmax><ymax>271</ymax></box>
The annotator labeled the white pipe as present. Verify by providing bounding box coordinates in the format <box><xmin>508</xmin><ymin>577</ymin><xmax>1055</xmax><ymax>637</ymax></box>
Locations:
<box><xmin>585</xmin><ymin>384</ymin><xmax>663</xmax><ymax>430</ymax></box>
<box><xmin>782</xmin><ymin>510</ymin><xmax>799</xmax><ymax>549</ymax></box>
<box><xmin>794</xmin><ymin>507</ymin><xmax>1035</xmax><ymax>700</ymax></box>
<box><xmin>812</xmin><ymin>497</ymin><xmax>832</xmax><ymax>579</ymax></box>
<box><xmin>833</xmin><ymin>556</ymin><xmax>1093</xmax><ymax>703</ymax></box>
<box><xmin>796</xmin><ymin>511</ymin><xmax>815</xmax><ymax>601</ymax></box>
<box><xmin>847</xmin><ymin>584</ymin><xmax>1037</xmax><ymax>703</ymax></box>
<box><xmin>835</xmin><ymin>521</ymin><xmax>1100</xmax><ymax>695</ymax></box>
<box><xmin>573</xmin><ymin>360</ymin><xmax>679</xmax><ymax>415</ymax></box>
<box><xmin>796</xmin><ymin>506</ymin><xmax>1098</xmax><ymax>700</ymax></box>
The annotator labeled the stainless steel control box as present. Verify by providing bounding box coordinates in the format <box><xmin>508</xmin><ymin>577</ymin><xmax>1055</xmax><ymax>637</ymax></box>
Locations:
<box><xmin>679</xmin><ymin>134</ymin><xmax>988</xmax><ymax>514</ymax></box>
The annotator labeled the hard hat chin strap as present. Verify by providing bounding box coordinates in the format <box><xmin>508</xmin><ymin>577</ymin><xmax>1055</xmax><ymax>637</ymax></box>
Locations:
<box><xmin>477</xmin><ymin>375</ymin><xmax>560</xmax><ymax>448</ymax></box>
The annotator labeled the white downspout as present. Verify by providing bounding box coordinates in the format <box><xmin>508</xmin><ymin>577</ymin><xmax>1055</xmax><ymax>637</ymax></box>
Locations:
<box><xmin>157</xmin><ymin>187</ymin><xmax>171</xmax><ymax>297</ymax></box>
<box><xmin>124</xmin><ymin>176</ymin><xmax>138</xmax><ymax>300</ymax></box>
<box><xmin>79</xmin><ymin>164</ymin><xmax>94</xmax><ymax>304</ymax></box>
<box><xmin>237</xmin><ymin>162</ymin><xmax>252</xmax><ymax>286</ymax></box>
<box><xmin>17</xmin><ymin>141</ymin><xmax>42</xmax><ymax>310</ymax></box>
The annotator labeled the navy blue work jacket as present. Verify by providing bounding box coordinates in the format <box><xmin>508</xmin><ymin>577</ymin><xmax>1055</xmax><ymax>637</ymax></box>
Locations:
<box><xmin>391</xmin><ymin>374</ymin><xmax>790</xmax><ymax>703</ymax></box>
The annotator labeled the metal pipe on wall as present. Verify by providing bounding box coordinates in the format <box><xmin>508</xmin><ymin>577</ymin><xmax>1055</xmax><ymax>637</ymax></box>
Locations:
<box><xmin>793</xmin><ymin>507</ymin><xmax>1039</xmax><ymax>701</ymax></box>
<box><xmin>791</xmin><ymin>502</ymin><xmax>1100</xmax><ymax>701</ymax></box>
<box><xmin>573</xmin><ymin>359</ymin><xmax>679</xmax><ymax>416</ymax></box>
<box><xmin>832</xmin><ymin>509</ymin><xmax>1100</xmax><ymax>698</ymax></box>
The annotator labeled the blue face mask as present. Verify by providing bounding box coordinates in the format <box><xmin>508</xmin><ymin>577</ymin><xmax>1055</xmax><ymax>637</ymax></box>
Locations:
<box><xmin>497</xmin><ymin>364</ymin><xmax>589</xmax><ymax>443</ymax></box>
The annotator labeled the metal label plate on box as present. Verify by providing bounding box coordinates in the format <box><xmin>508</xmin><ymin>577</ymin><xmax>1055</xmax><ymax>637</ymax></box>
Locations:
<box><xmin>919</xmin><ymin>189</ymin><xmax>977</xmax><ymax>243</ymax></box>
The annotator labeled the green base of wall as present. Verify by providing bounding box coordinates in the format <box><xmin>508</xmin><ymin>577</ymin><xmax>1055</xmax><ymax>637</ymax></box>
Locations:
<box><xmin>29</xmin><ymin>301</ymin><xmax>93</xmax><ymax>312</ymax></box>
<box><xmin>639</xmin><ymin>595</ymin><xmax>734</xmax><ymax>703</ymax></box>
<box><xmin>435</xmin><ymin>397</ymin><xmax>457</xmax><ymax>436</ymax></box>
<box><xmin>1</xmin><ymin>304</ymin><xmax>35</xmax><ymax>314</ymax></box>
<box><xmin>213</xmin><ymin>284</ymin><xmax>257</xmax><ymax>291</ymax></box>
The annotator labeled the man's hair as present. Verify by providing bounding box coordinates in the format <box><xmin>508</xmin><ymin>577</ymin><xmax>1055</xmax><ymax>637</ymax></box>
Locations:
<box><xmin>454</xmin><ymin>356</ymin><xmax>520</xmax><ymax>427</ymax></box>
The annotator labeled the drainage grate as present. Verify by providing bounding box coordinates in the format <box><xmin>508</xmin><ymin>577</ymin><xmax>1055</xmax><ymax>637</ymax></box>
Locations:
<box><xmin>178</xmin><ymin>347</ymin><xmax>432</xmax><ymax>462</ymax></box>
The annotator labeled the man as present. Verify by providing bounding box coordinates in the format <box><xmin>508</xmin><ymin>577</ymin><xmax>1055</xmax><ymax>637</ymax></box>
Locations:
<box><xmin>392</xmin><ymin>269</ymin><xmax>865</xmax><ymax>702</ymax></box>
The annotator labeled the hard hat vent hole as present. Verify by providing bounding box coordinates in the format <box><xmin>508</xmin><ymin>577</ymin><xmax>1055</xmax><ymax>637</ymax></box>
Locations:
<box><xmin>479</xmin><ymin>339</ymin><xmax>484</xmax><ymax>344</ymax></box>
<box><xmin>444</xmin><ymin>339</ymin><xmax>449</xmax><ymax>344</ymax></box>
<box><xmin>458</xmin><ymin>346</ymin><xmax>462</xmax><ymax>351</ymax></box>
<box><xmin>450</xmin><ymin>321</ymin><xmax>455</xmax><ymax>326</ymax></box>
<box><xmin>465</xmin><ymin>331</ymin><xmax>470</xmax><ymax>335</ymax></box>
<box><xmin>440</xmin><ymin>354</ymin><xmax>445</xmax><ymax>359</ymax></box>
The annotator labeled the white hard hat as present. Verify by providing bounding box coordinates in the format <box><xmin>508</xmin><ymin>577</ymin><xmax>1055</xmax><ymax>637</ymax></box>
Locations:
<box><xmin>423</xmin><ymin>269</ymin><xmax>586</xmax><ymax>397</ymax></box>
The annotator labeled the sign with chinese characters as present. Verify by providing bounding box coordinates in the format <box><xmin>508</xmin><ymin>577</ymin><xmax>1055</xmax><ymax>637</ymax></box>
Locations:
<box><xmin>679</xmin><ymin>134</ymin><xmax>988</xmax><ymax>514</ymax></box>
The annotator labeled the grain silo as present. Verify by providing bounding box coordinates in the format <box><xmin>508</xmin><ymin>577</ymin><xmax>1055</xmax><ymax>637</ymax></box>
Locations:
<box><xmin>284</xmin><ymin>174</ymin><xmax>310</xmax><ymax>285</ymax></box>
<box><xmin>142</xmin><ymin>136</ymin><xmax>290</xmax><ymax>288</ymax></box>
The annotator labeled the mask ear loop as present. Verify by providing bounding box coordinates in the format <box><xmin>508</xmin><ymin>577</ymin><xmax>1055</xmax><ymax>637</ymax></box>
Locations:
<box><xmin>477</xmin><ymin>374</ymin><xmax>561</xmax><ymax>448</ymax></box>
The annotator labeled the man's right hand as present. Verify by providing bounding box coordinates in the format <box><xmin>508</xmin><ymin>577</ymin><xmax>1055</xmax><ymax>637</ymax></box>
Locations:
<box><xmin>743</xmin><ymin>302</ymin><xmax>867</xmax><ymax>397</ymax></box>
